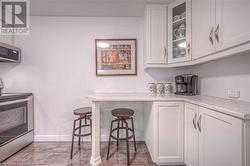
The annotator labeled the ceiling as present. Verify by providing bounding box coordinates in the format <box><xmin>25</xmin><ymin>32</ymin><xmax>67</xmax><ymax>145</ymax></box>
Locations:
<box><xmin>30</xmin><ymin>0</ymin><xmax>173</xmax><ymax>17</ymax></box>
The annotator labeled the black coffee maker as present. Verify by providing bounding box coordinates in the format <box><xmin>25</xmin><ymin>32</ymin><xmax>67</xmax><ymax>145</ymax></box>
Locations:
<box><xmin>175</xmin><ymin>74</ymin><xmax>198</xmax><ymax>95</ymax></box>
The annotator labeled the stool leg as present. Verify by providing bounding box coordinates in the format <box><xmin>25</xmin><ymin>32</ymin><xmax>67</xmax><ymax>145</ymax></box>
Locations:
<box><xmin>90</xmin><ymin>118</ymin><xmax>92</xmax><ymax>141</ymax></box>
<box><xmin>78</xmin><ymin>117</ymin><xmax>82</xmax><ymax>149</ymax></box>
<box><xmin>124</xmin><ymin>119</ymin><xmax>130</xmax><ymax>165</ymax></box>
<box><xmin>70</xmin><ymin>119</ymin><xmax>76</xmax><ymax>159</ymax></box>
<box><xmin>131</xmin><ymin>118</ymin><xmax>137</xmax><ymax>151</ymax></box>
<box><xmin>117</xmin><ymin>119</ymin><xmax>120</xmax><ymax>147</ymax></box>
<box><xmin>107</xmin><ymin>120</ymin><xmax>114</xmax><ymax>160</ymax></box>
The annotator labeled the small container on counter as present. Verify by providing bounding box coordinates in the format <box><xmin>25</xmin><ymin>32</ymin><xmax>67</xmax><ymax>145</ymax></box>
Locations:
<box><xmin>157</xmin><ymin>83</ymin><xmax>165</xmax><ymax>96</ymax></box>
<box><xmin>148</xmin><ymin>82</ymin><xmax>157</xmax><ymax>95</ymax></box>
<box><xmin>164</xmin><ymin>82</ymin><xmax>172</xmax><ymax>95</ymax></box>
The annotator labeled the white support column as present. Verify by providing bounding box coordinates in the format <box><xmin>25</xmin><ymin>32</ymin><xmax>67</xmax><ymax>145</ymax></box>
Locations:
<box><xmin>90</xmin><ymin>101</ymin><xmax>102</xmax><ymax>166</ymax></box>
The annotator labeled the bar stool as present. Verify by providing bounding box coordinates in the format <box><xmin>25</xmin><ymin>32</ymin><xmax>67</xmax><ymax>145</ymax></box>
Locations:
<box><xmin>107</xmin><ymin>108</ymin><xmax>137</xmax><ymax>165</ymax></box>
<box><xmin>70</xmin><ymin>107</ymin><xmax>92</xmax><ymax>159</ymax></box>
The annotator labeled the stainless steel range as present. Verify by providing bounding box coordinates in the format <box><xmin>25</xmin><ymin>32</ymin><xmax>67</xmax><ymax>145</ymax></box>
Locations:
<box><xmin>0</xmin><ymin>93</ymin><xmax>34</xmax><ymax>162</ymax></box>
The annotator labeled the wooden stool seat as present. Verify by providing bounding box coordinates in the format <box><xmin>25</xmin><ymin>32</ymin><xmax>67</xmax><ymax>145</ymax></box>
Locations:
<box><xmin>111</xmin><ymin>108</ymin><xmax>134</xmax><ymax>118</ymax></box>
<box><xmin>73</xmin><ymin>107</ymin><xmax>91</xmax><ymax>116</ymax></box>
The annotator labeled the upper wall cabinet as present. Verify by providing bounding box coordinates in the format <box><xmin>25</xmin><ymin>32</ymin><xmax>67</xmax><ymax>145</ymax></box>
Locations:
<box><xmin>144</xmin><ymin>0</ymin><xmax>250</xmax><ymax>68</ymax></box>
<box><xmin>192</xmin><ymin>0</ymin><xmax>250</xmax><ymax>60</ymax></box>
<box><xmin>168</xmin><ymin>0</ymin><xmax>192</xmax><ymax>64</ymax></box>
<box><xmin>144</xmin><ymin>5</ymin><xmax>168</xmax><ymax>68</ymax></box>
<box><xmin>192</xmin><ymin>0</ymin><xmax>216</xmax><ymax>59</ymax></box>
<box><xmin>215</xmin><ymin>0</ymin><xmax>250</xmax><ymax>51</ymax></box>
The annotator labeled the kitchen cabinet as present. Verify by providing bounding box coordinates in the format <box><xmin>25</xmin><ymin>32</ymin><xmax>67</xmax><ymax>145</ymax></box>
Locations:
<box><xmin>144</xmin><ymin>5</ymin><xmax>168</xmax><ymax>67</ymax></box>
<box><xmin>184</xmin><ymin>103</ymin><xmax>199</xmax><ymax>166</ymax></box>
<box><xmin>192</xmin><ymin>0</ymin><xmax>216</xmax><ymax>59</ymax></box>
<box><xmin>198</xmin><ymin>106</ymin><xmax>243</xmax><ymax>166</ymax></box>
<box><xmin>184</xmin><ymin>103</ymin><xmax>243</xmax><ymax>166</ymax></box>
<box><xmin>144</xmin><ymin>102</ymin><xmax>184</xmax><ymax>164</ymax></box>
<box><xmin>144</xmin><ymin>0</ymin><xmax>250</xmax><ymax>67</ymax></box>
<box><xmin>215</xmin><ymin>0</ymin><xmax>250</xmax><ymax>51</ymax></box>
<box><xmin>168</xmin><ymin>0</ymin><xmax>191</xmax><ymax>64</ymax></box>
<box><xmin>192</xmin><ymin>0</ymin><xmax>250</xmax><ymax>60</ymax></box>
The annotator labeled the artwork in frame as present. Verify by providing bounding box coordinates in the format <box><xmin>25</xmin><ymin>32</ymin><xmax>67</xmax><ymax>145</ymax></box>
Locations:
<box><xmin>95</xmin><ymin>39</ymin><xmax>137</xmax><ymax>76</ymax></box>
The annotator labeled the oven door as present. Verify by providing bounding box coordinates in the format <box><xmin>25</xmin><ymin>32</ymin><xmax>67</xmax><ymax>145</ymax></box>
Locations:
<box><xmin>0</xmin><ymin>98</ymin><xmax>31</xmax><ymax>147</ymax></box>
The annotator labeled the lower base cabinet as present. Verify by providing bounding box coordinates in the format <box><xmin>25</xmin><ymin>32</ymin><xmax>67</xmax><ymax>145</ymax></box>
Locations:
<box><xmin>185</xmin><ymin>103</ymin><xmax>199</xmax><ymax>166</ymax></box>
<box><xmin>145</xmin><ymin>101</ymin><xmax>246</xmax><ymax>166</ymax></box>
<box><xmin>185</xmin><ymin>103</ymin><xmax>244</xmax><ymax>166</ymax></box>
<box><xmin>144</xmin><ymin>102</ymin><xmax>184</xmax><ymax>165</ymax></box>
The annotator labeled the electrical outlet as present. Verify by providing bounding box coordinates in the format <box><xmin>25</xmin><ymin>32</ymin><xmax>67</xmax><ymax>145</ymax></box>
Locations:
<box><xmin>228</xmin><ymin>89</ymin><xmax>240</xmax><ymax>99</ymax></box>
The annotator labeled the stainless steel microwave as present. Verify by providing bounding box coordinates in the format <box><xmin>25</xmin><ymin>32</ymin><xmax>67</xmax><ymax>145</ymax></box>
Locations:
<box><xmin>0</xmin><ymin>42</ymin><xmax>21</xmax><ymax>63</ymax></box>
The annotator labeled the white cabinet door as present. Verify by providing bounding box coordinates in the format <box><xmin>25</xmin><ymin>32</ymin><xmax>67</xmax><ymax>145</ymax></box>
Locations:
<box><xmin>192</xmin><ymin>0</ymin><xmax>216</xmax><ymax>60</ymax></box>
<box><xmin>198</xmin><ymin>107</ymin><xmax>243</xmax><ymax>166</ymax></box>
<box><xmin>145</xmin><ymin>5</ymin><xmax>167</xmax><ymax>65</ymax></box>
<box><xmin>184</xmin><ymin>103</ymin><xmax>199</xmax><ymax>166</ymax></box>
<box><xmin>215</xmin><ymin>0</ymin><xmax>250</xmax><ymax>51</ymax></box>
<box><xmin>155</xmin><ymin>102</ymin><xmax>184</xmax><ymax>163</ymax></box>
<box><xmin>168</xmin><ymin>0</ymin><xmax>192</xmax><ymax>64</ymax></box>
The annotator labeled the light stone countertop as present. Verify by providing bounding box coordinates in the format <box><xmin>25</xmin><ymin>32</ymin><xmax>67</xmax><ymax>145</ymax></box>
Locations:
<box><xmin>88</xmin><ymin>93</ymin><xmax>250</xmax><ymax>120</ymax></box>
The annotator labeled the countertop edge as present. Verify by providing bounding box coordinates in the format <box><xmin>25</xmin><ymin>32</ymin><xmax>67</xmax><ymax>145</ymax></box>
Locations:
<box><xmin>87</xmin><ymin>94</ymin><xmax>249</xmax><ymax>120</ymax></box>
<box><xmin>184</xmin><ymin>99</ymin><xmax>246</xmax><ymax>120</ymax></box>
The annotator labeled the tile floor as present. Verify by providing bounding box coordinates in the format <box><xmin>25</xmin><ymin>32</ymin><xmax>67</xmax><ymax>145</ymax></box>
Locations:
<box><xmin>1</xmin><ymin>141</ymin><xmax>155</xmax><ymax>166</ymax></box>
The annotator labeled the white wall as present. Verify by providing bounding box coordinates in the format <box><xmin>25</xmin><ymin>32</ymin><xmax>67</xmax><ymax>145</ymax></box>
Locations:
<box><xmin>0</xmin><ymin>16</ymin><xmax>249</xmax><ymax>141</ymax></box>
<box><xmin>186</xmin><ymin>53</ymin><xmax>250</xmax><ymax>102</ymax></box>
<box><xmin>1</xmin><ymin>16</ymin><xmax>178</xmax><ymax>141</ymax></box>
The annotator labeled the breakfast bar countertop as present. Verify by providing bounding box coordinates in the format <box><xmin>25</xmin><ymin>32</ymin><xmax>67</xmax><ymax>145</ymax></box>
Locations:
<box><xmin>88</xmin><ymin>92</ymin><xmax>250</xmax><ymax>120</ymax></box>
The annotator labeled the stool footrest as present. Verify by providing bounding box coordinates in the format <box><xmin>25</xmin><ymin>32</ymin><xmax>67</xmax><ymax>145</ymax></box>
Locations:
<box><xmin>111</xmin><ymin>134</ymin><xmax>134</xmax><ymax>141</ymax></box>
<box><xmin>74</xmin><ymin>124</ymin><xmax>91</xmax><ymax>131</ymax></box>
<box><xmin>74</xmin><ymin>133</ymin><xmax>91</xmax><ymax>137</ymax></box>
<box><xmin>110</xmin><ymin>127</ymin><xmax>134</xmax><ymax>141</ymax></box>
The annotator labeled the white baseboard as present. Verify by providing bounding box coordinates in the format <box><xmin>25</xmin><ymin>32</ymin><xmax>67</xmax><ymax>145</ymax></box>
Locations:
<box><xmin>34</xmin><ymin>135</ymin><xmax>73</xmax><ymax>142</ymax></box>
<box><xmin>34</xmin><ymin>134</ymin><xmax>143</xmax><ymax>142</ymax></box>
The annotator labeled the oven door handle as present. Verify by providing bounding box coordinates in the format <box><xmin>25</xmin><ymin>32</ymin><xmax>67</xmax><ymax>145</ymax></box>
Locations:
<box><xmin>0</xmin><ymin>97</ymin><xmax>30</xmax><ymax>106</ymax></box>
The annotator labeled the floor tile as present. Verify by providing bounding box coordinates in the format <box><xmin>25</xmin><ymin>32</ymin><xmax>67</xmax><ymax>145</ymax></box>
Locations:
<box><xmin>2</xmin><ymin>141</ymin><xmax>156</xmax><ymax>166</ymax></box>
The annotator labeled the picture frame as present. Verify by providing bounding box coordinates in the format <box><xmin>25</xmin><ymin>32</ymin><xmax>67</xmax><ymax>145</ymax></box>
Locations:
<box><xmin>95</xmin><ymin>39</ymin><xmax>137</xmax><ymax>76</ymax></box>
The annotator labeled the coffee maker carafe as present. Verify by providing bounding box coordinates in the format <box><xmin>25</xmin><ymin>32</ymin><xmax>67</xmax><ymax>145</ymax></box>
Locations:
<box><xmin>175</xmin><ymin>74</ymin><xmax>198</xmax><ymax>95</ymax></box>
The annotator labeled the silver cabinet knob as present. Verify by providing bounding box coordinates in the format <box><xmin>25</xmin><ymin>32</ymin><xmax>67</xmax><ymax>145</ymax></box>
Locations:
<box><xmin>187</xmin><ymin>42</ymin><xmax>191</xmax><ymax>55</ymax></box>
<box><xmin>215</xmin><ymin>24</ymin><xmax>219</xmax><ymax>42</ymax></box>
<box><xmin>197</xmin><ymin>115</ymin><xmax>202</xmax><ymax>132</ymax></box>
<box><xmin>193</xmin><ymin>113</ymin><xmax>197</xmax><ymax>130</ymax></box>
<box><xmin>209</xmin><ymin>27</ymin><xmax>214</xmax><ymax>45</ymax></box>
<box><xmin>164</xmin><ymin>47</ymin><xmax>167</xmax><ymax>58</ymax></box>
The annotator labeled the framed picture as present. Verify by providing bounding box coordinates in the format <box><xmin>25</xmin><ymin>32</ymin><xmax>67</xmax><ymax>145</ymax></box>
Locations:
<box><xmin>95</xmin><ymin>39</ymin><xmax>137</xmax><ymax>76</ymax></box>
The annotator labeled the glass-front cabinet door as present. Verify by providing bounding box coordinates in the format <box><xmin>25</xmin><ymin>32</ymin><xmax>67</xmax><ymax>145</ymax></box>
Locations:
<box><xmin>168</xmin><ymin>0</ymin><xmax>191</xmax><ymax>64</ymax></box>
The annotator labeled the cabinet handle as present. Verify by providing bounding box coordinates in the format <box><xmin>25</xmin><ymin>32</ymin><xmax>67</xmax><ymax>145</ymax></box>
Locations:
<box><xmin>197</xmin><ymin>115</ymin><xmax>202</xmax><ymax>132</ymax></box>
<box><xmin>164</xmin><ymin>47</ymin><xmax>167</xmax><ymax>58</ymax></box>
<box><xmin>187</xmin><ymin>42</ymin><xmax>191</xmax><ymax>55</ymax></box>
<box><xmin>209</xmin><ymin>27</ymin><xmax>214</xmax><ymax>45</ymax></box>
<box><xmin>215</xmin><ymin>24</ymin><xmax>219</xmax><ymax>42</ymax></box>
<box><xmin>192</xmin><ymin>113</ymin><xmax>197</xmax><ymax>130</ymax></box>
